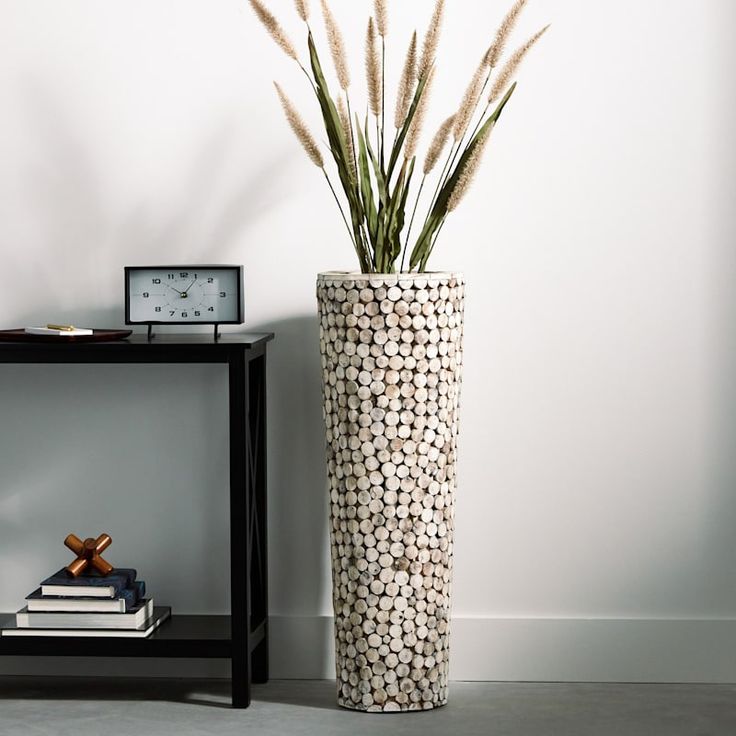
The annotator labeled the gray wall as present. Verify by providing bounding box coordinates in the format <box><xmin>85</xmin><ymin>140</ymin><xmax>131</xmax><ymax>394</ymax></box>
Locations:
<box><xmin>0</xmin><ymin>0</ymin><xmax>735</xmax><ymax>680</ymax></box>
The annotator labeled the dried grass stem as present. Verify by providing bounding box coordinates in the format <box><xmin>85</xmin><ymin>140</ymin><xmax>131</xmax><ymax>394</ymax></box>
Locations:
<box><xmin>405</xmin><ymin>66</ymin><xmax>435</xmax><ymax>159</ymax></box>
<box><xmin>489</xmin><ymin>25</ymin><xmax>549</xmax><ymax>102</ymax></box>
<box><xmin>274</xmin><ymin>82</ymin><xmax>324</xmax><ymax>168</ymax></box>
<box><xmin>485</xmin><ymin>0</ymin><xmax>527</xmax><ymax>68</ymax></box>
<box><xmin>366</xmin><ymin>17</ymin><xmax>382</xmax><ymax>117</ymax></box>
<box><xmin>375</xmin><ymin>0</ymin><xmax>388</xmax><ymax>36</ymax></box>
<box><xmin>453</xmin><ymin>58</ymin><xmax>487</xmax><ymax>141</ymax></box>
<box><xmin>447</xmin><ymin>125</ymin><xmax>493</xmax><ymax>211</ymax></box>
<box><xmin>249</xmin><ymin>0</ymin><xmax>298</xmax><ymax>60</ymax></box>
<box><xmin>338</xmin><ymin>94</ymin><xmax>357</xmax><ymax>182</ymax></box>
<box><xmin>294</xmin><ymin>0</ymin><xmax>309</xmax><ymax>22</ymax></box>
<box><xmin>424</xmin><ymin>114</ymin><xmax>455</xmax><ymax>175</ymax></box>
<box><xmin>321</xmin><ymin>0</ymin><xmax>351</xmax><ymax>89</ymax></box>
<box><xmin>394</xmin><ymin>31</ymin><xmax>417</xmax><ymax>129</ymax></box>
<box><xmin>418</xmin><ymin>0</ymin><xmax>444</xmax><ymax>81</ymax></box>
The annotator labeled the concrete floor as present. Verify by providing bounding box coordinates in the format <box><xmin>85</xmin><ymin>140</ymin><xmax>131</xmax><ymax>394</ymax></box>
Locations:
<box><xmin>0</xmin><ymin>678</ymin><xmax>734</xmax><ymax>736</ymax></box>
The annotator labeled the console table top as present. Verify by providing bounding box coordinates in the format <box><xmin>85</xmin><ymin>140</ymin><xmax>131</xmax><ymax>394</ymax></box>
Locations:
<box><xmin>0</xmin><ymin>332</ymin><xmax>274</xmax><ymax>363</ymax></box>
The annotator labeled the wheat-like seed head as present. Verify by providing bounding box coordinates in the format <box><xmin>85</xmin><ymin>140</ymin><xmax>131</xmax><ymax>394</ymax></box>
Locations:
<box><xmin>366</xmin><ymin>17</ymin><xmax>382</xmax><ymax>117</ymax></box>
<box><xmin>447</xmin><ymin>125</ymin><xmax>493</xmax><ymax>212</ymax></box>
<box><xmin>394</xmin><ymin>31</ymin><xmax>417</xmax><ymax>129</ymax></box>
<box><xmin>274</xmin><ymin>83</ymin><xmax>324</xmax><ymax>168</ymax></box>
<box><xmin>417</xmin><ymin>0</ymin><xmax>444</xmax><ymax>82</ymax></box>
<box><xmin>374</xmin><ymin>0</ymin><xmax>388</xmax><ymax>37</ymax></box>
<box><xmin>321</xmin><ymin>0</ymin><xmax>350</xmax><ymax>90</ymax></box>
<box><xmin>485</xmin><ymin>0</ymin><xmax>527</xmax><ymax>69</ymax></box>
<box><xmin>452</xmin><ymin>57</ymin><xmax>487</xmax><ymax>141</ymax></box>
<box><xmin>489</xmin><ymin>25</ymin><xmax>549</xmax><ymax>103</ymax></box>
<box><xmin>294</xmin><ymin>0</ymin><xmax>309</xmax><ymax>22</ymax></box>
<box><xmin>249</xmin><ymin>0</ymin><xmax>298</xmax><ymax>60</ymax></box>
<box><xmin>337</xmin><ymin>95</ymin><xmax>357</xmax><ymax>182</ymax></box>
<box><xmin>405</xmin><ymin>66</ymin><xmax>435</xmax><ymax>160</ymax></box>
<box><xmin>423</xmin><ymin>114</ymin><xmax>455</xmax><ymax>175</ymax></box>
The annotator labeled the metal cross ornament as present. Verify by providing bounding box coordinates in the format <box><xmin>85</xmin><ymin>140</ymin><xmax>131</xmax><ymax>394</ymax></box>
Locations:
<box><xmin>64</xmin><ymin>533</ymin><xmax>114</xmax><ymax>577</ymax></box>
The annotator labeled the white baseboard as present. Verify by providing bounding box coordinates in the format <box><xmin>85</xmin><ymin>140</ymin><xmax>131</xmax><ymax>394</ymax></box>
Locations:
<box><xmin>449</xmin><ymin>617</ymin><xmax>736</xmax><ymax>683</ymax></box>
<box><xmin>1</xmin><ymin>616</ymin><xmax>735</xmax><ymax>682</ymax></box>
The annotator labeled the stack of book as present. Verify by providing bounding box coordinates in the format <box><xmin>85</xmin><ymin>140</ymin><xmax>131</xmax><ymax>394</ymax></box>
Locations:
<box><xmin>1</xmin><ymin>568</ymin><xmax>170</xmax><ymax>638</ymax></box>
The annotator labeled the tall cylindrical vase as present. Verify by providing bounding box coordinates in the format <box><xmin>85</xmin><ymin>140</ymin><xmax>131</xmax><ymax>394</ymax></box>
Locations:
<box><xmin>317</xmin><ymin>271</ymin><xmax>465</xmax><ymax>712</ymax></box>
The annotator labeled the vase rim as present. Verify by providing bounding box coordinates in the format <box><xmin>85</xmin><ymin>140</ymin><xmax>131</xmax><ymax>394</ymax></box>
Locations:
<box><xmin>318</xmin><ymin>270</ymin><xmax>463</xmax><ymax>280</ymax></box>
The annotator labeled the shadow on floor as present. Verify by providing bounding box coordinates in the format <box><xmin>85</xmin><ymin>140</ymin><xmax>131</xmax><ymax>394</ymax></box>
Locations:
<box><xmin>0</xmin><ymin>676</ymin><xmax>343</xmax><ymax>712</ymax></box>
<box><xmin>252</xmin><ymin>679</ymin><xmax>339</xmax><ymax>711</ymax></box>
<box><xmin>0</xmin><ymin>676</ymin><xmax>235</xmax><ymax>709</ymax></box>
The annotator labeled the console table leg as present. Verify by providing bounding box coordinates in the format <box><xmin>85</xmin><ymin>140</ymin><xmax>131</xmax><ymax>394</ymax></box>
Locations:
<box><xmin>229</xmin><ymin>351</ymin><xmax>251</xmax><ymax>708</ymax></box>
<box><xmin>249</xmin><ymin>353</ymin><xmax>269</xmax><ymax>684</ymax></box>
<box><xmin>231</xmin><ymin>654</ymin><xmax>250</xmax><ymax>708</ymax></box>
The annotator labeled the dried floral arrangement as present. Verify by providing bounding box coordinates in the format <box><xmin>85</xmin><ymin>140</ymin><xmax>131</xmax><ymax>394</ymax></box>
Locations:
<box><xmin>249</xmin><ymin>0</ymin><xmax>548</xmax><ymax>273</ymax></box>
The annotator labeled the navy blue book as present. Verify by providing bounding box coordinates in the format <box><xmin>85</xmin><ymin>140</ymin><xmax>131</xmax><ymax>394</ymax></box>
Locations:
<box><xmin>26</xmin><ymin>580</ymin><xmax>146</xmax><ymax>612</ymax></box>
<box><xmin>40</xmin><ymin>568</ymin><xmax>138</xmax><ymax>598</ymax></box>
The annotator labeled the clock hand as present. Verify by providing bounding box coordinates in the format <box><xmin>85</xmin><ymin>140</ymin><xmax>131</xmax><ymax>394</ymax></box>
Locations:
<box><xmin>165</xmin><ymin>283</ymin><xmax>185</xmax><ymax>296</ymax></box>
<box><xmin>182</xmin><ymin>278</ymin><xmax>197</xmax><ymax>296</ymax></box>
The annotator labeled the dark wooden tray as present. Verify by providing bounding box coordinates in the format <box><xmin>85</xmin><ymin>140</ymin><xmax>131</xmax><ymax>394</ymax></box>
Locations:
<box><xmin>0</xmin><ymin>329</ymin><xmax>133</xmax><ymax>343</ymax></box>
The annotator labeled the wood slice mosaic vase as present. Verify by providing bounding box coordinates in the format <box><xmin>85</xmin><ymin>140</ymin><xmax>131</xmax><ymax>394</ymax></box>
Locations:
<box><xmin>317</xmin><ymin>271</ymin><xmax>465</xmax><ymax>712</ymax></box>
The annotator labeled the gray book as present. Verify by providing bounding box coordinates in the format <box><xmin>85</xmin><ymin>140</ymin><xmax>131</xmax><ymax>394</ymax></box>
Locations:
<box><xmin>15</xmin><ymin>599</ymin><xmax>154</xmax><ymax>629</ymax></box>
<box><xmin>1</xmin><ymin>607</ymin><xmax>170</xmax><ymax>638</ymax></box>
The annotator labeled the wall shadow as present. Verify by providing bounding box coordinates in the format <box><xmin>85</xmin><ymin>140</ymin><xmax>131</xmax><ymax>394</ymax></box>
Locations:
<box><xmin>250</xmin><ymin>313</ymin><xmax>333</xmax><ymax>679</ymax></box>
<box><xmin>702</xmin><ymin>0</ymin><xmax>736</xmax><ymax>618</ymax></box>
<box><xmin>253</xmin><ymin>315</ymin><xmax>329</xmax><ymax>614</ymax></box>
<box><xmin>0</xmin><ymin>70</ymin><xmax>334</xmax><ymax>679</ymax></box>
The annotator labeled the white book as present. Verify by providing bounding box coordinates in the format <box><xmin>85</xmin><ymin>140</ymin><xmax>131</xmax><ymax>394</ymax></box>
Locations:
<box><xmin>2</xmin><ymin>607</ymin><xmax>170</xmax><ymax>638</ymax></box>
<box><xmin>15</xmin><ymin>599</ymin><xmax>154</xmax><ymax>629</ymax></box>
<box><xmin>25</xmin><ymin>327</ymin><xmax>94</xmax><ymax>336</ymax></box>
<box><xmin>27</xmin><ymin>594</ymin><xmax>134</xmax><ymax>614</ymax></box>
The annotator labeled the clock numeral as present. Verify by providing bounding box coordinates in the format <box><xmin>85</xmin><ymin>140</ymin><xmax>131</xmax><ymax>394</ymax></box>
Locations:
<box><xmin>220</xmin><ymin>291</ymin><xmax>227</xmax><ymax>297</ymax></box>
<box><xmin>168</xmin><ymin>273</ymin><xmax>175</xmax><ymax>280</ymax></box>
<box><xmin>142</xmin><ymin>292</ymin><xmax>150</xmax><ymax>298</ymax></box>
<box><xmin>179</xmin><ymin>272</ymin><xmax>189</xmax><ymax>278</ymax></box>
<box><xmin>170</xmin><ymin>310</ymin><xmax>175</xmax><ymax>317</ymax></box>
<box><xmin>181</xmin><ymin>312</ymin><xmax>188</xmax><ymax>318</ymax></box>
<box><xmin>208</xmin><ymin>307</ymin><xmax>214</xmax><ymax>312</ymax></box>
<box><xmin>207</xmin><ymin>278</ymin><xmax>214</xmax><ymax>284</ymax></box>
<box><xmin>152</xmin><ymin>278</ymin><xmax>161</xmax><ymax>284</ymax></box>
<box><xmin>155</xmin><ymin>307</ymin><xmax>161</xmax><ymax>313</ymax></box>
<box><xmin>194</xmin><ymin>311</ymin><xmax>201</xmax><ymax>317</ymax></box>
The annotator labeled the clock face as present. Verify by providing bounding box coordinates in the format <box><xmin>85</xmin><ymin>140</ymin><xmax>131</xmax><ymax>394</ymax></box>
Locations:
<box><xmin>126</xmin><ymin>267</ymin><xmax>243</xmax><ymax>324</ymax></box>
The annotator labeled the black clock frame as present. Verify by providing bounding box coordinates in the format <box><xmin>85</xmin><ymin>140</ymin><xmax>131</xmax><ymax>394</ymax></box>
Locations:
<box><xmin>125</xmin><ymin>265</ymin><xmax>245</xmax><ymax>339</ymax></box>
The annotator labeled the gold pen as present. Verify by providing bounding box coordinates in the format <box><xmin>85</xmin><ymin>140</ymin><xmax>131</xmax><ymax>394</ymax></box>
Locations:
<box><xmin>46</xmin><ymin>323</ymin><xmax>76</xmax><ymax>332</ymax></box>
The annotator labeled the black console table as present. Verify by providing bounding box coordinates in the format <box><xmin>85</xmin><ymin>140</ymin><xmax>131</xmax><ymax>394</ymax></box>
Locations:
<box><xmin>0</xmin><ymin>333</ymin><xmax>273</xmax><ymax>708</ymax></box>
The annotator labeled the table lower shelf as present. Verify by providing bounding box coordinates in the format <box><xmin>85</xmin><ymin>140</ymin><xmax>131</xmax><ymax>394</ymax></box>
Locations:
<box><xmin>0</xmin><ymin>614</ymin><xmax>265</xmax><ymax>659</ymax></box>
